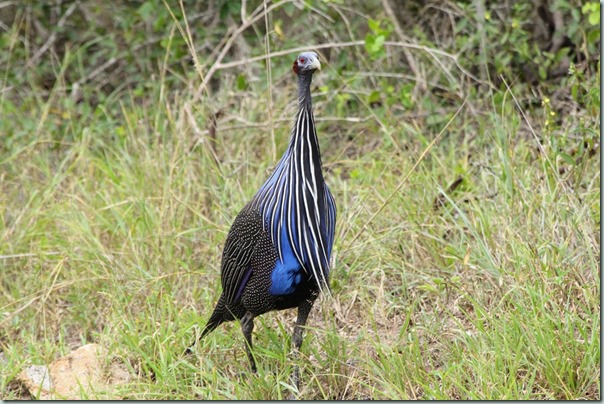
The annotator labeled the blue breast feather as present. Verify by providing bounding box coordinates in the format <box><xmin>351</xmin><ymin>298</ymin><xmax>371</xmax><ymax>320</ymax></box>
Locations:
<box><xmin>269</xmin><ymin>225</ymin><xmax>304</xmax><ymax>295</ymax></box>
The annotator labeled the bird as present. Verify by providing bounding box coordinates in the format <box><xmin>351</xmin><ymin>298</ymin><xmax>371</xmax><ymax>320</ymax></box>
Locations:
<box><xmin>186</xmin><ymin>51</ymin><xmax>336</xmax><ymax>388</ymax></box>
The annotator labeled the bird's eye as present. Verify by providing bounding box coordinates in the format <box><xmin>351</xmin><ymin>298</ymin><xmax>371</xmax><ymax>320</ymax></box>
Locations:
<box><xmin>299</xmin><ymin>57</ymin><xmax>305</xmax><ymax>64</ymax></box>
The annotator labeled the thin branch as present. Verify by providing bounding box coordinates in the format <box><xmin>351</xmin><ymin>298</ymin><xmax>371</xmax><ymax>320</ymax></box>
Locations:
<box><xmin>241</xmin><ymin>0</ymin><xmax>248</xmax><ymax>24</ymax></box>
<box><xmin>207</xmin><ymin>40</ymin><xmax>487</xmax><ymax>89</ymax></box>
<box><xmin>263</xmin><ymin>0</ymin><xmax>276</xmax><ymax>160</ymax></box>
<box><xmin>0</xmin><ymin>252</ymin><xmax>61</xmax><ymax>260</ymax></box>
<box><xmin>195</xmin><ymin>0</ymin><xmax>294</xmax><ymax>99</ymax></box>
<box><xmin>75</xmin><ymin>57</ymin><xmax>117</xmax><ymax>86</ymax></box>
<box><xmin>26</xmin><ymin>0</ymin><xmax>80</xmax><ymax>68</ymax></box>
<box><xmin>217</xmin><ymin>115</ymin><xmax>374</xmax><ymax>132</ymax></box>
<box><xmin>162</xmin><ymin>0</ymin><xmax>207</xmax><ymax>98</ymax></box>
<box><xmin>0</xmin><ymin>2</ymin><xmax>18</xmax><ymax>9</ymax></box>
<box><xmin>381</xmin><ymin>0</ymin><xmax>425</xmax><ymax>91</ymax></box>
<box><xmin>345</xmin><ymin>71</ymin><xmax>452</xmax><ymax>93</ymax></box>
<box><xmin>499</xmin><ymin>75</ymin><xmax>569</xmax><ymax>193</ymax></box>
<box><xmin>0</xmin><ymin>276</ymin><xmax>109</xmax><ymax>327</ymax></box>
<box><xmin>215</xmin><ymin>40</ymin><xmax>450</xmax><ymax>69</ymax></box>
<box><xmin>345</xmin><ymin>99</ymin><xmax>468</xmax><ymax>249</ymax></box>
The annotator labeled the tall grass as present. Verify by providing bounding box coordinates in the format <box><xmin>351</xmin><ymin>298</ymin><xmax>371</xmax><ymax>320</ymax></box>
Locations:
<box><xmin>0</xmin><ymin>3</ymin><xmax>599</xmax><ymax>400</ymax></box>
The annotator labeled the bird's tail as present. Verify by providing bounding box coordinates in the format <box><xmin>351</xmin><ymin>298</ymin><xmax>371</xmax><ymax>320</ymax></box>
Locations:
<box><xmin>184</xmin><ymin>295</ymin><xmax>232</xmax><ymax>355</ymax></box>
<box><xmin>199</xmin><ymin>303</ymin><xmax>227</xmax><ymax>339</ymax></box>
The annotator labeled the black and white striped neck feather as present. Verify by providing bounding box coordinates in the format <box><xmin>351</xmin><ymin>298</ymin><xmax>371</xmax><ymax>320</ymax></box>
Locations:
<box><xmin>249</xmin><ymin>69</ymin><xmax>334</xmax><ymax>296</ymax></box>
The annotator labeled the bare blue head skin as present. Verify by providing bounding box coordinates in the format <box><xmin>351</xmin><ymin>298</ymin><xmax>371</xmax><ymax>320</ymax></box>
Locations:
<box><xmin>293</xmin><ymin>52</ymin><xmax>321</xmax><ymax>105</ymax></box>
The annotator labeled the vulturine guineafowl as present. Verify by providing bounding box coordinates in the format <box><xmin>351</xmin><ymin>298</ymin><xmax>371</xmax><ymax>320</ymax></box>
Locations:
<box><xmin>186</xmin><ymin>51</ymin><xmax>336</xmax><ymax>388</ymax></box>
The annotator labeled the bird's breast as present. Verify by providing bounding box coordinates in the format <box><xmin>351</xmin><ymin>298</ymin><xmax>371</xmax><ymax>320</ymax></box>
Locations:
<box><xmin>268</xmin><ymin>224</ymin><xmax>305</xmax><ymax>295</ymax></box>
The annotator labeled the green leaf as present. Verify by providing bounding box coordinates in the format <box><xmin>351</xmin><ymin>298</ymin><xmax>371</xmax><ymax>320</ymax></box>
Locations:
<box><xmin>373</xmin><ymin>35</ymin><xmax>385</xmax><ymax>52</ymax></box>
<box><xmin>236</xmin><ymin>74</ymin><xmax>248</xmax><ymax>91</ymax></box>
<box><xmin>418</xmin><ymin>284</ymin><xmax>439</xmax><ymax>293</ymax></box>
<box><xmin>367</xmin><ymin>90</ymin><xmax>381</xmax><ymax>105</ymax></box>
<box><xmin>137</xmin><ymin>2</ymin><xmax>154</xmax><ymax>21</ymax></box>
<box><xmin>581</xmin><ymin>3</ymin><xmax>597</xmax><ymax>14</ymax></box>
<box><xmin>588</xmin><ymin>11</ymin><xmax>599</xmax><ymax>26</ymax></box>
<box><xmin>587</xmin><ymin>29</ymin><xmax>600</xmax><ymax>46</ymax></box>
<box><xmin>365</xmin><ymin>34</ymin><xmax>386</xmax><ymax>58</ymax></box>
<box><xmin>432</xmin><ymin>277</ymin><xmax>445</xmax><ymax>286</ymax></box>
<box><xmin>581</xmin><ymin>2</ymin><xmax>600</xmax><ymax>24</ymax></box>
<box><xmin>571</xmin><ymin>84</ymin><xmax>579</xmax><ymax>102</ymax></box>
<box><xmin>283</xmin><ymin>2</ymin><xmax>295</xmax><ymax>17</ymax></box>
<box><xmin>399</xmin><ymin>83</ymin><xmax>415</xmax><ymax>109</ymax></box>
<box><xmin>558</xmin><ymin>152</ymin><xmax>576</xmax><ymax>166</ymax></box>
<box><xmin>368</xmin><ymin>18</ymin><xmax>380</xmax><ymax>33</ymax></box>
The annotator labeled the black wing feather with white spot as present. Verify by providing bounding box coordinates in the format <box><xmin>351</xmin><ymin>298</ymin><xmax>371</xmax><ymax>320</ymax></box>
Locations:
<box><xmin>220</xmin><ymin>209</ymin><xmax>263</xmax><ymax>304</ymax></box>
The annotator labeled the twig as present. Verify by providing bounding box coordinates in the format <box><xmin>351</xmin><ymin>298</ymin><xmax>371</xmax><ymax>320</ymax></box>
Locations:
<box><xmin>195</xmin><ymin>0</ymin><xmax>294</xmax><ymax>99</ymax></box>
<box><xmin>74</xmin><ymin>57</ymin><xmax>117</xmax><ymax>86</ymax></box>
<box><xmin>499</xmin><ymin>75</ymin><xmax>546</xmax><ymax>157</ymax></box>
<box><xmin>0</xmin><ymin>252</ymin><xmax>61</xmax><ymax>259</ymax></box>
<box><xmin>26</xmin><ymin>0</ymin><xmax>80</xmax><ymax>68</ymax></box>
<box><xmin>263</xmin><ymin>0</ymin><xmax>276</xmax><ymax>160</ymax></box>
<box><xmin>241</xmin><ymin>0</ymin><xmax>248</xmax><ymax>24</ymax></box>
<box><xmin>207</xmin><ymin>40</ymin><xmax>487</xmax><ymax>89</ymax></box>
<box><xmin>433</xmin><ymin>176</ymin><xmax>465</xmax><ymax>211</ymax></box>
<box><xmin>345</xmin><ymin>71</ymin><xmax>452</xmax><ymax>93</ymax></box>
<box><xmin>345</xmin><ymin>99</ymin><xmax>467</xmax><ymax>248</ymax></box>
<box><xmin>184</xmin><ymin>102</ymin><xmax>208</xmax><ymax>151</ymax></box>
<box><xmin>205</xmin><ymin>109</ymin><xmax>223</xmax><ymax>165</ymax></box>
<box><xmin>0</xmin><ymin>2</ymin><xmax>18</xmax><ymax>10</ymax></box>
<box><xmin>500</xmin><ymin>75</ymin><xmax>568</xmax><ymax>194</ymax></box>
<box><xmin>162</xmin><ymin>0</ymin><xmax>207</xmax><ymax>98</ymax></box>
<box><xmin>381</xmin><ymin>0</ymin><xmax>425</xmax><ymax>91</ymax></box>
<box><xmin>474</xmin><ymin>0</ymin><xmax>487</xmax><ymax>82</ymax></box>
<box><xmin>214</xmin><ymin>41</ymin><xmax>442</xmax><ymax>69</ymax></box>
<box><xmin>0</xmin><ymin>276</ymin><xmax>109</xmax><ymax>327</ymax></box>
<box><xmin>216</xmin><ymin>115</ymin><xmax>374</xmax><ymax>133</ymax></box>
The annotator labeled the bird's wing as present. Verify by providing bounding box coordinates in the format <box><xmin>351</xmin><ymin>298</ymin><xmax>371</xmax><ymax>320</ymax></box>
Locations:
<box><xmin>220</xmin><ymin>209</ymin><xmax>264</xmax><ymax>305</ymax></box>
<box><xmin>323</xmin><ymin>184</ymin><xmax>337</xmax><ymax>260</ymax></box>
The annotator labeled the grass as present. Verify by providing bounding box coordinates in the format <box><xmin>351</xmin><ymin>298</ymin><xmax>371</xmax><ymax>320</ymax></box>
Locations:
<box><xmin>0</xmin><ymin>12</ymin><xmax>600</xmax><ymax>400</ymax></box>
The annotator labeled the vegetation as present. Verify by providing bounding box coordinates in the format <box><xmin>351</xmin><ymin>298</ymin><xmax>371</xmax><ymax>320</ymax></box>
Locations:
<box><xmin>0</xmin><ymin>0</ymin><xmax>599</xmax><ymax>399</ymax></box>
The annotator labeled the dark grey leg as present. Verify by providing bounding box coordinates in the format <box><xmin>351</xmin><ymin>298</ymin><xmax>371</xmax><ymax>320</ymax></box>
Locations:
<box><xmin>291</xmin><ymin>297</ymin><xmax>316</xmax><ymax>390</ymax></box>
<box><xmin>241</xmin><ymin>311</ymin><xmax>257</xmax><ymax>372</ymax></box>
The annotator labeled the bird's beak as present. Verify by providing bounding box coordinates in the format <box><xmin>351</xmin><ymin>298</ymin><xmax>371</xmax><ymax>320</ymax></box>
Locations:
<box><xmin>310</xmin><ymin>59</ymin><xmax>321</xmax><ymax>71</ymax></box>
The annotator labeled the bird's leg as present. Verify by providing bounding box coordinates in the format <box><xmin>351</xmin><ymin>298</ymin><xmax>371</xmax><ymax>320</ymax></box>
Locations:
<box><xmin>241</xmin><ymin>311</ymin><xmax>257</xmax><ymax>373</ymax></box>
<box><xmin>291</xmin><ymin>297</ymin><xmax>316</xmax><ymax>391</ymax></box>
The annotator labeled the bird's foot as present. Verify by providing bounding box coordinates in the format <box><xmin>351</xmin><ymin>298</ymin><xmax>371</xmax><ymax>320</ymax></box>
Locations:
<box><xmin>183</xmin><ymin>344</ymin><xmax>196</xmax><ymax>357</ymax></box>
<box><xmin>286</xmin><ymin>388</ymin><xmax>300</xmax><ymax>401</ymax></box>
<box><xmin>235</xmin><ymin>369</ymin><xmax>258</xmax><ymax>381</ymax></box>
<box><xmin>285</xmin><ymin>366</ymin><xmax>300</xmax><ymax>400</ymax></box>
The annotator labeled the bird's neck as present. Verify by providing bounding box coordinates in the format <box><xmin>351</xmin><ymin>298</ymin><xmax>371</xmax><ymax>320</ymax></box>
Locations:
<box><xmin>297</xmin><ymin>73</ymin><xmax>314</xmax><ymax>110</ymax></box>
<box><xmin>290</xmin><ymin>73</ymin><xmax>323</xmax><ymax>170</ymax></box>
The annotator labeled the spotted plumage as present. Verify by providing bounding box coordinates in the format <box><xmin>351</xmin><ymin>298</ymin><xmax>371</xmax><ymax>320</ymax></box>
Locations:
<box><xmin>186</xmin><ymin>51</ymin><xmax>336</xmax><ymax>388</ymax></box>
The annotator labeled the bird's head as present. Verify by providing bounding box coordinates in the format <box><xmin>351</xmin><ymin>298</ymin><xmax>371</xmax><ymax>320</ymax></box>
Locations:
<box><xmin>293</xmin><ymin>51</ymin><xmax>321</xmax><ymax>75</ymax></box>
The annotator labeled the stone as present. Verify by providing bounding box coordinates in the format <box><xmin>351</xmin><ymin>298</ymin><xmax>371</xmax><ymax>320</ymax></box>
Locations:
<box><xmin>17</xmin><ymin>365</ymin><xmax>53</xmax><ymax>400</ymax></box>
<box><xmin>47</xmin><ymin>343</ymin><xmax>105</xmax><ymax>399</ymax></box>
<box><xmin>16</xmin><ymin>343</ymin><xmax>133</xmax><ymax>400</ymax></box>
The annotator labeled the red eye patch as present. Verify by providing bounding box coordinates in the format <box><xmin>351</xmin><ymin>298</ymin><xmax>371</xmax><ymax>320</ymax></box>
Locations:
<box><xmin>299</xmin><ymin>57</ymin><xmax>305</xmax><ymax>64</ymax></box>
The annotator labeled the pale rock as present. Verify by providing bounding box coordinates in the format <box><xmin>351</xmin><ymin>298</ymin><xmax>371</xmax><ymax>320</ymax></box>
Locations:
<box><xmin>48</xmin><ymin>343</ymin><xmax>105</xmax><ymax>399</ymax></box>
<box><xmin>16</xmin><ymin>343</ymin><xmax>133</xmax><ymax>400</ymax></box>
<box><xmin>18</xmin><ymin>365</ymin><xmax>53</xmax><ymax>399</ymax></box>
